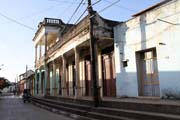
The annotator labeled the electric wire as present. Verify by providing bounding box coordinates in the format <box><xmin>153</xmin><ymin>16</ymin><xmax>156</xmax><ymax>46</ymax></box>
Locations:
<box><xmin>48</xmin><ymin>0</ymin><xmax>87</xmax><ymax>5</ymax></box>
<box><xmin>61</xmin><ymin>0</ymin><xmax>85</xmax><ymax>34</ymax></box>
<box><xmin>98</xmin><ymin>0</ymin><xmax>121</xmax><ymax>13</ymax></box>
<box><xmin>73</xmin><ymin>0</ymin><xmax>102</xmax><ymax>24</ymax></box>
<box><xmin>66</xmin><ymin>0</ymin><xmax>85</xmax><ymax>24</ymax></box>
<box><xmin>103</xmin><ymin>0</ymin><xmax>135</xmax><ymax>12</ymax></box>
<box><xmin>0</xmin><ymin>12</ymin><xmax>36</xmax><ymax>31</ymax></box>
<box><xmin>57</xmin><ymin>0</ymin><xmax>78</xmax><ymax>18</ymax></box>
<box><xmin>0</xmin><ymin>3</ymin><xmax>64</xmax><ymax>25</ymax></box>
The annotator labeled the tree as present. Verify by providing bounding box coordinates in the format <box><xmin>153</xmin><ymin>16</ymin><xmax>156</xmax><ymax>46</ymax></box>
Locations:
<box><xmin>0</xmin><ymin>77</ymin><xmax>10</xmax><ymax>90</ymax></box>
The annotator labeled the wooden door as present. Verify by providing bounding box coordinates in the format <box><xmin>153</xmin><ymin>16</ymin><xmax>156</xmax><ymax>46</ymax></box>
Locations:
<box><xmin>140</xmin><ymin>50</ymin><xmax>160</xmax><ymax>96</ymax></box>
<box><xmin>102</xmin><ymin>53</ymin><xmax>116</xmax><ymax>97</ymax></box>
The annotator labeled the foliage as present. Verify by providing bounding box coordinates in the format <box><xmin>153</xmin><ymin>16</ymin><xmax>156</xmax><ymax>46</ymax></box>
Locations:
<box><xmin>0</xmin><ymin>77</ymin><xmax>10</xmax><ymax>90</ymax></box>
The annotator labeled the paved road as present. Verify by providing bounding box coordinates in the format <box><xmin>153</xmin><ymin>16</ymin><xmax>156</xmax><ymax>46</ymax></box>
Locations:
<box><xmin>0</xmin><ymin>95</ymin><xmax>73</xmax><ymax>120</ymax></box>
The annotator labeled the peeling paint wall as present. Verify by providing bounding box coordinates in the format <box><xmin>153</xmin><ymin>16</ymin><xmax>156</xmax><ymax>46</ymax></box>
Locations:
<box><xmin>114</xmin><ymin>0</ymin><xmax>180</xmax><ymax>98</ymax></box>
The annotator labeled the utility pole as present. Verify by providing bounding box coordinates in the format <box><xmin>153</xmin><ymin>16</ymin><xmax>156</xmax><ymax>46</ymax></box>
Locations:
<box><xmin>87</xmin><ymin>0</ymin><xmax>99</xmax><ymax>107</ymax></box>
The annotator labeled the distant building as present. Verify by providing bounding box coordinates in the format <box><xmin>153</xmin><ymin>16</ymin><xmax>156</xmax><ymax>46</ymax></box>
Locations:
<box><xmin>18</xmin><ymin>70</ymin><xmax>34</xmax><ymax>95</ymax></box>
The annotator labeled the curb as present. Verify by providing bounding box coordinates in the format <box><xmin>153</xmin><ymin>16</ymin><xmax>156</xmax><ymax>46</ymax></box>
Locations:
<box><xmin>31</xmin><ymin>101</ymin><xmax>88</xmax><ymax>120</ymax></box>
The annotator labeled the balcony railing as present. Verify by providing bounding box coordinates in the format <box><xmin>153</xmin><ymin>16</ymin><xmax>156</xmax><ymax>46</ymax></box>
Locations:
<box><xmin>44</xmin><ymin>18</ymin><xmax>62</xmax><ymax>25</ymax></box>
<box><xmin>47</xmin><ymin>17</ymin><xmax>89</xmax><ymax>57</ymax></box>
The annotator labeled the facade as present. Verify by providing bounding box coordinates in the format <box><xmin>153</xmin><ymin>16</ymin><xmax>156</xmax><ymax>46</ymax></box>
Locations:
<box><xmin>18</xmin><ymin>70</ymin><xmax>34</xmax><ymax>95</ymax></box>
<box><xmin>114</xmin><ymin>0</ymin><xmax>180</xmax><ymax>98</ymax></box>
<box><xmin>33</xmin><ymin>14</ymin><xmax>119</xmax><ymax>98</ymax></box>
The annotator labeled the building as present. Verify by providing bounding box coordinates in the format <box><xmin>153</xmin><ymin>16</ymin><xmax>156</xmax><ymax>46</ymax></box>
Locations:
<box><xmin>18</xmin><ymin>70</ymin><xmax>34</xmax><ymax>95</ymax></box>
<box><xmin>33</xmin><ymin>13</ymin><xmax>119</xmax><ymax>99</ymax></box>
<box><xmin>114</xmin><ymin>0</ymin><xmax>180</xmax><ymax>98</ymax></box>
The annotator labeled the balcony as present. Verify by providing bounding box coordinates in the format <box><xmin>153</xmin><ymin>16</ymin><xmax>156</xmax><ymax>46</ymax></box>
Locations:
<box><xmin>47</xmin><ymin>16</ymin><xmax>89</xmax><ymax>56</ymax></box>
<box><xmin>35</xmin><ymin>56</ymin><xmax>45</xmax><ymax>68</ymax></box>
<box><xmin>43</xmin><ymin>18</ymin><xmax>62</xmax><ymax>26</ymax></box>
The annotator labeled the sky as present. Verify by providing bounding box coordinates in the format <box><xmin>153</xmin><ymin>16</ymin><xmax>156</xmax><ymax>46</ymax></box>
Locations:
<box><xmin>0</xmin><ymin>0</ymin><xmax>161</xmax><ymax>82</ymax></box>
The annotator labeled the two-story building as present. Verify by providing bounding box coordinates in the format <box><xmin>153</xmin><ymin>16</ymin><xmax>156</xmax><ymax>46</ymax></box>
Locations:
<box><xmin>33</xmin><ymin>13</ymin><xmax>119</xmax><ymax>99</ymax></box>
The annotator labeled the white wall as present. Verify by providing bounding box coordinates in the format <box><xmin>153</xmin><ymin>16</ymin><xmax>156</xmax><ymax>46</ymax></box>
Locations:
<box><xmin>114</xmin><ymin>0</ymin><xmax>180</xmax><ymax>98</ymax></box>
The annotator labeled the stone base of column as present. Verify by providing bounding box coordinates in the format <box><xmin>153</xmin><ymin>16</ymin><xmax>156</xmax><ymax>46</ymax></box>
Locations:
<box><xmin>62</xmin><ymin>87</ymin><xmax>67</xmax><ymax>97</ymax></box>
<box><xmin>75</xmin><ymin>87</ymin><xmax>82</xmax><ymax>98</ymax></box>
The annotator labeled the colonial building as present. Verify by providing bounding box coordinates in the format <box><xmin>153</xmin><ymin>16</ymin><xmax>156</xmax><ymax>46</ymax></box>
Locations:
<box><xmin>18</xmin><ymin>70</ymin><xmax>34</xmax><ymax>95</ymax></box>
<box><xmin>114</xmin><ymin>0</ymin><xmax>180</xmax><ymax>98</ymax></box>
<box><xmin>33</xmin><ymin>13</ymin><xmax>119</xmax><ymax>99</ymax></box>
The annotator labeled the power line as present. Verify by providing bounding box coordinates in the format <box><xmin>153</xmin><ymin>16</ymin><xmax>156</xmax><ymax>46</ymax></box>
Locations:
<box><xmin>103</xmin><ymin>0</ymin><xmax>135</xmax><ymax>12</ymax></box>
<box><xmin>0</xmin><ymin>12</ymin><xmax>36</xmax><ymax>31</ymax></box>
<box><xmin>61</xmin><ymin>0</ymin><xmax>85</xmax><ymax>34</ymax></box>
<box><xmin>74</xmin><ymin>8</ymin><xmax>87</xmax><ymax>24</ymax></box>
<box><xmin>98</xmin><ymin>0</ymin><xmax>121</xmax><ymax>13</ymax></box>
<box><xmin>48</xmin><ymin>0</ymin><xmax>87</xmax><ymax>5</ymax></box>
<box><xmin>66</xmin><ymin>0</ymin><xmax>85</xmax><ymax>24</ymax></box>
<box><xmin>57</xmin><ymin>0</ymin><xmax>78</xmax><ymax>18</ymax></box>
<box><xmin>0</xmin><ymin>3</ymin><xmax>64</xmax><ymax>25</ymax></box>
<box><xmin>73</xmin><ymin>0</ymin><xmax>102</xmax><ymax>24</ymax></box>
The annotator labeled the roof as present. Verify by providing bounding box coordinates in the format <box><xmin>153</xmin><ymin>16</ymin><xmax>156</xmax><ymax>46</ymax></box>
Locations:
<box><xmin>33</xmin><ymin>18</ymin><xmax>65</xmax><ymax>41</ymax></box>
<box><xmin>133</xmin><ymin>0</ymin><xmax>173</xmax><ymax>17</ymax></box>
<box><xmin>19</xmin><ymin>70</ymin><xmax>34</xmax><ymax>79</ymax></box>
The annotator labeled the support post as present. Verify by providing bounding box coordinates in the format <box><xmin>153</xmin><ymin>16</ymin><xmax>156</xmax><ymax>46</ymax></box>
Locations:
<box><xmin>88</xmin><ymin>0</ymin><xmax>99</xmax><ymax>107</ymax></box>
<box><xmin>75</xmin><ymin>47</ymin><xmax>81</xmax><ymax>98</ymax></box>
<box><xmin>62</xmin><ymin>55</ymin><xmax>67</xmax><ymax>96</ymax></box>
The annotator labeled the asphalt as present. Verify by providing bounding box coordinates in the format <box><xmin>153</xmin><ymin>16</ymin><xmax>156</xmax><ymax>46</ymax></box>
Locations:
<box><xmin>0</xmin><ymin>94</ymin><xmax>74</xmax><ymax>120</ymax></box>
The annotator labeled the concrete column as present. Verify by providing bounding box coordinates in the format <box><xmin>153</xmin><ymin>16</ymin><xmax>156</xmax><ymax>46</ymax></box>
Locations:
<box><xmin>44</xmin><ymin>32</ymin><xmax>49</xmax><ymax>96</ymax></box>
<box><xmin>74</xmin><ymin>47</ymin><xmax>81</xmax><ymax>98</ymax></box>
<box><xmin>40</xmin><ymin>42</ymin><xmax>42</xmax><ymax>58</ymax></box>
<box><xmin>34</xmin><ymin>70</ymin><xmax>38</xmax><ymax>95</ymax></box>
<box><xmin>35</xmin><ymin>45</ymin><xmax>37</xmax><ymax>64</ymax></box>
<box><xmin>44</xmin><ymin>33</ymin><xmax>48</xmax><ymax>55</ymax></box>
<box><xmin>44</xmin><ymin>65</ymin><xmax>49</xmax><ymax>95</ymax></box>
<box><xmin>39</xmin><ymin>69</ymin><xmax>42</xmax><ymax>95</ymax></box>
<box><xmin>62</xmin><ymin>55</ymin><xmax>67</xmax><ymax>96</ymax></box>
<box><xmin>53</xmin><ymin>61</ymin><xmax>56</xmax><ymax>96</ymax></box>
<box><xmin>97</xmin><ymin>49</ymin><xmax>103</xmax><ymax>97</ymax></box>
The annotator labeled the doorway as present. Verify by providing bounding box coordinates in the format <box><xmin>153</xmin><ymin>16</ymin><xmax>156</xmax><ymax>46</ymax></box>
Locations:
<box><xmin>138</xmin><ymin>48</ymin><xmax>160</xmax><ymax>97</ymax></box>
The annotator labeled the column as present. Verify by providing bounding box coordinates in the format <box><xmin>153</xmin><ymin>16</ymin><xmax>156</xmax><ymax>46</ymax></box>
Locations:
<box><xmin>39</xmin><ymin>42</ymin><xmax>42</xmax><ymax>58</ymax></box>
<box><xmin>44</xmin><ymin>33</ymin><xmax>48</xmax><ymax>55</ymax></box>
<box><xmin>39</xmin><ymin>69</ymin><xmax>42</xmax><ymax>95</ymax></box>
<box><xmin>34</xmin><ymin>70</ymin><xmax>37</xmax><ymax>95</ymax></box>
<box><xmin>62</xmin><ymin>55</ymin><xmax>67</xmax><ymax>96</ymax></box>
<box><xmin>35</xmin><ymin>45</ymin><xmax>37</xmax><ymax>64</ymax></box>
<box><xmin>53</xmin><ymin>61</ymin><xmax>56</xmax><ymax>96</ymax></box>
<box><xmin>74</xmin><ymin>47</ymin><xmax>81</xmax><ymax>98</ymax></box>
<box><xmin>44</xmin><ymin>32</ymin><xmax>48</xmax><ymax>96</ymax></box>
<box><xmin>97</xmin><ymin>48</ymin><xmax>103</xmax><ymax>97</ymax></box>
<box><xmin>44</xmin><ymin>65</ymin><xmax>49</xmax><ymax>95</ymax></box>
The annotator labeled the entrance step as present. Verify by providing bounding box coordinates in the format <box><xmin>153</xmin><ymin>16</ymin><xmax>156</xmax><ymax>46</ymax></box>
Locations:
<box><xmin>101</xmin><ymin>99</ymin><xmax>180</xmax><ymax>115</ymax></box>
<box><xmin>31</xmin><ymin>96</ymin><xmax>180</xmax><ymax>120</ymax></box>
<box><xmin>92</xmin><ymin>107</ymin><xmax>180</xmax><ymax>120</ymax></box>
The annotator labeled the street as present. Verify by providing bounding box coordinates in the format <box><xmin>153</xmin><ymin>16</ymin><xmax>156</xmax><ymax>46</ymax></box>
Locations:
<box><xmin>0</xmin><ymin>94</ymin><xmax>73</xmax><ymax>120</ymax></box>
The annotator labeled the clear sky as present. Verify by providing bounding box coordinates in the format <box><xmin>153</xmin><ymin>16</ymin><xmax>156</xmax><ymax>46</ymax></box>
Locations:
<box><xmin>0</xmin><ymin>0</ymin><xmax>161</xmax><ymax>82</ymax></box>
